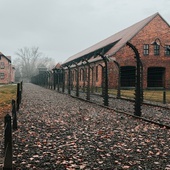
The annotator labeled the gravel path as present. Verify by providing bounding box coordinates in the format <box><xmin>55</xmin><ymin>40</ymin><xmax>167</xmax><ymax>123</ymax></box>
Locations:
<box><xmin>71</xmin><ymin>90</ymin><xmax>170</xmax><ymax>127</ymax></box>
<box><xmin>12</xmin><ymin>83</ymin><xmax>170</xmax><ymax>170</ymax></box>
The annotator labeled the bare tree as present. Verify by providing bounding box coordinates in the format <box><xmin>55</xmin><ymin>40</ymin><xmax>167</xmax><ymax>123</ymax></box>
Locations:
<box><xmin>14</xmin><ymin>47</ymin><xmax>55</xmax><ymax>82</ymax></box>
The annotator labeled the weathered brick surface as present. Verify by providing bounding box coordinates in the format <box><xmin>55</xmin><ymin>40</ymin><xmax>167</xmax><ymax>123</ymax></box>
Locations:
<box><xmin>0</xmin><ymin>56</ymin><xmax>10</xmax><ymax>84</ymax></box>
<box><xmin>0</xmin><ymin>56</ymin><xmax>15</xmax><ymax>84</ymax></box>
<box><xmin>108</xmin><ymin>15</ymin><xmax>170</xmax><ymax>89</ymax></box>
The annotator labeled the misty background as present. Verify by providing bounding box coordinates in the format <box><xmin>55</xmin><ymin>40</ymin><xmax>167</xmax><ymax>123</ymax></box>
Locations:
<box><xmin>0</xmin><ymin>0</ymin><xmax>169</xmax><ymax>64</ymax></box>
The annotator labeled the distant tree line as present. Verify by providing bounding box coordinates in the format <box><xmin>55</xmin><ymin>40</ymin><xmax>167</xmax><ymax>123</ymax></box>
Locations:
<box><xmin>14</xmin><ymin>47</ymin><xmax>55</xmax><ymax>82</ymax></box>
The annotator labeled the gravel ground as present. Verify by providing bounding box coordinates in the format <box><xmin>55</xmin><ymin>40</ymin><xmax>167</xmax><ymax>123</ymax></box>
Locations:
<box><xmin>70</xmin><ymin>90</ymin><xmax>170</xmax><ymax>127</ymax></box>
<box><xmin>12</xmin><ymin>83</ymin><xmax>170</xmax><ymax>170</ymax></box>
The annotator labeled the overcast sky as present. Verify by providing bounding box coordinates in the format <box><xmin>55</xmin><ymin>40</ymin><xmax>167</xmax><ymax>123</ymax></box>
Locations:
<box><xmin>0</xmin><ymin>0</ymin><xmax>170</xmax><ymax>64</ymax></box>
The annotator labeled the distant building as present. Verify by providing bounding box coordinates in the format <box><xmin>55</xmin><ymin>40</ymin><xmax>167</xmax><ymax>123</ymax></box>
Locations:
<box><xmin>0</xmin><ymin>53</ymin><xmax>15</xmax><ymax>84</ymax></box>
<box><xmin>54</xmin><ymin>63</ymin><xmax>62</xmax><ymax>69</ymax></box>
<box><xmin>38</xmin><ymin>65</ymin><xmax>47</xmax><ymax>74</ymax></box>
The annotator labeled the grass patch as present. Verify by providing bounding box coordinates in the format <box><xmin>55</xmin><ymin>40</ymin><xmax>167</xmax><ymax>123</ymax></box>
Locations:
<box><xmin>108</xmin><ymin>88</ymin><xmax>170</xmax><ymax>103</ymax></box>
<box><xmin>144</xmin><ymin>90</ymin><xmax>170</xmax><ymax>103</ymax></box>
<box><xmin>0</xmin><ymin>84</ymin><xmax>17</xmax><ymax>118</ymax></box>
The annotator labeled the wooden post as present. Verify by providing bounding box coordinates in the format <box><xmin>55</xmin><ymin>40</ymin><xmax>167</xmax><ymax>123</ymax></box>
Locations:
<box><xmin>4</xmin><ymin>114</ymin><xmax>12</xmax><ymax>170</ymax></box>
<box><xmin>163</xmin><ymin>89</ymin><xmax>166</xmax><ymax>104</ymax></box>
<box><xmin>12</xmin><ymin>100</ymin><xmax>17</xmax><ymax>130</ymax></box>
<box><xmin>16</xmin><ymin>83</ymin><xmax>20</xmax><ymax>111</ymax></box>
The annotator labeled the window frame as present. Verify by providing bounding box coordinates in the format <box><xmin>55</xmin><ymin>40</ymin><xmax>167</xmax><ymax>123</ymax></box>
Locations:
<box><xmin>0</xmin><ymin>73</ymin><xmax>4</xmax><ymax>79</ymax></box>
<box><xmin>154</xmin><ymin>44</ymin><xmax>160</xmax><ymax>56</ymax></box>
<box><xmin>165</xmin><ymin>45</ymin><xmax>170</xmax><ymax>56</ymax></box>
<box><xmin>0</xmin><ymin>62</ymin><xmax>5</xmax><ymax>69</ymax></box>
<box><xmin>143</xmin><ymin>44</ymin><xmax>149</xmax><ymax>55</ymax></box>
<box><xmin>96</xmin><ymin>66</ymin><xmax>98</xmax><ymax>82</ymax></box>
<box><xmin>72</xmin><ymin>71</ymin><xmax>74</xmax><ymax>82</ymax></box>
<box><xmin>84</xmin><ymin>68</ymin><xmax>87</xmax><ymax>81</ymax></box>
<box><xmin>80</xmin><ymin>69</ymin><xmax>84</xmax><ymax>81</ymax></box>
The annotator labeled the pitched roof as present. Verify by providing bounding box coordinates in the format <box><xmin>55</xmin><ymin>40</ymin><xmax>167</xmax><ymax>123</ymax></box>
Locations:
<box><xmin>52</xmin><ymin>63</ymin><xmax>61</xmax><ymax>70</ymax></box>
<box><xmin>62</xmin><ymin>12</ymin><xmax>161</xmax><ymax>66</ymax></box>
<box><xmin>6</xmin><ymin>56</ymin><xmax>11</xmax><ymax>60</ymax></box>
<box><xmin>0</xmin><ymin>52</ymin><xmax>11</xmax><ymax>63</ymax></box>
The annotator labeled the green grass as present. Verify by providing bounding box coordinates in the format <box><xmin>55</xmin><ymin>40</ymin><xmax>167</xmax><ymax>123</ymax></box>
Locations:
<box><xmin>108</xmin><ymin>88</ymin><xmax>170</xmax><ymax>103</ymax></box>
<box><xmin>0</xmin><ymin>84</ymin><xmax>17</xmax><ymax>117</ymax></box>
<box><xmin>144</xmin><ymin>90</ymin><xmax>169</xmax><ymax>103</ymax></box>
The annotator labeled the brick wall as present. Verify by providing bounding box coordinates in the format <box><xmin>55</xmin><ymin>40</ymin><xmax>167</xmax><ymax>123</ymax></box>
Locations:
<box><xmin>65</xmin><ymin>15</ymin><xmax>170</xmax><ymax>90</ymax></box>
<box><xmin>0</xmin><ymin>56</ymin><xmax>12</xmax><ymax>84</ymax></box>
<box><xmin>108</xmin><ymin>15</ymin><xmax>170</xmax><ymax>89</ymax></box>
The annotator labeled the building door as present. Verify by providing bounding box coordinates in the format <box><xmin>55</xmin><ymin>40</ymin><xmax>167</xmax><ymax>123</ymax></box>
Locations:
<box><xmin>121</xmin><ymin>66</ymin><xmax>136</xmax><ymax>87</ymax></box>
<box><xmin>147</xmin><ymin>67</ymin><xmax>165</xmax><ymax>88</ymax></box>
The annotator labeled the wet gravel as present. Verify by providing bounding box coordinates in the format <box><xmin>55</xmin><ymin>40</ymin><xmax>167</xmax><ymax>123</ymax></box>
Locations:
<box><xmin>12</xmin><ymin>83</ymin><xmax>170</xmax><ymax>170</ymax></box>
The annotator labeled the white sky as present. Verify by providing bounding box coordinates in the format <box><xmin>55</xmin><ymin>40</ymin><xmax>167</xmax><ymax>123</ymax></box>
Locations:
<box><xmin>0</xmin><ymin>0</ymin><xmax>170</xmax><ymax>64</ymax></box>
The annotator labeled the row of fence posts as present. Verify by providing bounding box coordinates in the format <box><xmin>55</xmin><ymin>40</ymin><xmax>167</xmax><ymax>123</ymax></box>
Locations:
<box><xmin>3</xmin><ymin>81</ymin><xmax>22</xmax><ymax>170</ymax></box>
<box><xmin>31</xmin><ymin>42</ymin><xmax>167</xmax><ymax>117</ymax></box>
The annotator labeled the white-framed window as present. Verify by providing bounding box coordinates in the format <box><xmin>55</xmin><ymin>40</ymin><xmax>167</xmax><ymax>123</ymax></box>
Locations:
<box><xmin>165</xmin><ymin>45</ymin><xmax>170</xmax><ymax>56</ymax></box>
<box><xmin>143</xmin><ymin>44</ymin><xmax>149</xmax><ymax>55</ymax></box>
<box><xmin>0</xmin><ymin>73</ymin><xmax>4</xmax><ymax>79</ymax></box>
<box><xmin>0</xmin><ymin>62</ymin><xmax>5</xmax><ymax>69</ymax></box>
<box><xmin>154</xmin><ymin>44</ymin><xmax>160</xmax><ymax>56</ymax></box>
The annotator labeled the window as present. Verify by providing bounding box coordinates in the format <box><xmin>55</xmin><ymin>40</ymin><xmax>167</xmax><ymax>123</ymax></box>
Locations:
<box><xmin>121</xmin><ymin>66</ymin><xmax>135</xmax><ymax>87</ymax></box>
<box><xmin>84</xmin><ymin>68</ymin><xmax>87</xmax><ymax>81</ymax></box>
<box><xmin>72</xmin><ymin>71</ymin><xmax>74</xmax><ymax>82</ymax></box>
<box><xmin>147</xmin><ymin>67</ymin><xmax>165</xmax><ymax>87</ymax></box>
<box><xmin>75</xmin><ymin>70</ymin><xmax>77</xmax><ymax>81</ymax></box>
<box><xmin>96</xmin><ymin>66</ymin><xmax>98</xmax><ymax>81</ymax></box>
<box><xmin>154</xmin><ymin>44</ymin><xmax>160</xmax><ymax>55</ymax></box>
<box><xmin>0</xmin><ymin>62</ymin><xmax>5</xmax><ymax>69</ymax></box>
<box><xmin>0</xmin><ymin>73</ymin><xmax>4</xmax><ymax>79</ymax></box>
<box><xmin>79</xmin><ymin>70</ymin><xmax>82</xmax><ymax>81</ymax></box>
<box><xmin>80</xmin><ymin>69</ymin><xmax>84</xmax><ymax>81</ymax></box>
<box><xmin>143</xmin><ymin>44</ymin><xmax>149</xmax><ymax>55</ymax></box>
<box><xmin>165</xmin><ymin>45</ymin><xmax>170</xmax><ymax>56</ymax></box>
<box><xmin>80</xmin><ymin>68</ymin><xmax>83</xmax><ymax>81</ymax></box>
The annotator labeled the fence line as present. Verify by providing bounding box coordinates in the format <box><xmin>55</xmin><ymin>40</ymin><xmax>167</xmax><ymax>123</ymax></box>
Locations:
<box><xmin>3</xmin><ymin>81</ymin><xmax>23</xmax><ymax>170</ymax></box>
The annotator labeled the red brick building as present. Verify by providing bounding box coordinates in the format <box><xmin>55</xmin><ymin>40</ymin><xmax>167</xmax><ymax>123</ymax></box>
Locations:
<box><xmin>0</xmin><ymin>52</ymin><xmax>15</xmax><ymax>84</ymax></box>
<box><xmin>62</xmin><ymin>13</ymin><xmax>170</xmax><ymax>89</ymax></box>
